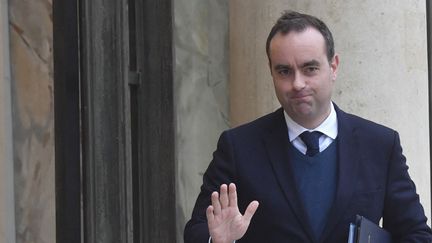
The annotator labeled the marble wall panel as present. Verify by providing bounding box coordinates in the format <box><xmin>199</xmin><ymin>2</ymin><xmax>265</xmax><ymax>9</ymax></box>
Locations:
<box><xmin>9</xmin><ymin>0</ymin><xmax>55</xmax><ymax>242</ymax></box>
<box><xmin>174</xmin><ymin>0</ymin><xmax>229</xmax><ymax>241</ymax></box>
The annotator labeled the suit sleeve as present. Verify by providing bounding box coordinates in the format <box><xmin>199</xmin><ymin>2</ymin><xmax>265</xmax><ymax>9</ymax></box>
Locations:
<box><xmin>383</xmin><ymin>131</ymin><xmax>432</xmax><ymax>242</ymax></box>
<box><xmin>184</xmin><ymin>131</ymin><xmax>237</xmax><ymax>243</ymax></box>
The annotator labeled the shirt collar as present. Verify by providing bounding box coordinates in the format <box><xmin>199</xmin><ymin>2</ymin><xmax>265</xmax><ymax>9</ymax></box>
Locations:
<box><xmin>284</xmin><ymin>102</ymin><xmax>338</xmax><ymax>142</ymax></box>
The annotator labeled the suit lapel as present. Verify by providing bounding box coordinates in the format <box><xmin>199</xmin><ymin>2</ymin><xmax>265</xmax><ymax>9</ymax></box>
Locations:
<box><xmin>263</xmin><ymin>108</ymin><xmax>317</xmax><ymax>242</ymax></box>
<box><xmin>320</xmin><ymin>106</ymin><xmax>361</xmax><ymax>242</ymax></box>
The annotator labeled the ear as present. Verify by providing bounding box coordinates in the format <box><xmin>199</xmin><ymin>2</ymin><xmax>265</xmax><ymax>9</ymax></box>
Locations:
<box><xmin>330</xmin><ymin>54</ymin><xmax>339</xmax><ymax>80</ymax></box>
<box><xmin>268</xmin><ymin>61</ymin><xmax>273</xmax><ymax>75</ymax></box>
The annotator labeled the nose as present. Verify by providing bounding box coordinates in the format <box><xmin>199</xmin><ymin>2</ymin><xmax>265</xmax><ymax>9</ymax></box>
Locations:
<box><xmin>293</xmin><ymin>72</ymin><xmax>306</xmax><ymax>91</ymax></box>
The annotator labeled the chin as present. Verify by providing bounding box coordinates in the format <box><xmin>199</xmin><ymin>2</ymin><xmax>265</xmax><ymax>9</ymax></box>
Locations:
<box><xmin>285</xmin><ymin>109</ymin><xmax>313</xmax><ymax>122</ymax></box>
<box><xmin>292</xmin><ymin>104</ymin><xmax>313</xmax><ymax>115</ymax></box>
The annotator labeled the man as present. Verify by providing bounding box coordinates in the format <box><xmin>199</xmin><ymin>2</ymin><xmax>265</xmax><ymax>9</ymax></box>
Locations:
<box><xmin>184</xmin><ymin>11</ymin><xmax>432</xmax><ymax>243</ymax></box>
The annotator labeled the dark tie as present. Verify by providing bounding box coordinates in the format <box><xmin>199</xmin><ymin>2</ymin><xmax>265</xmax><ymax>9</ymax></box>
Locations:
<box><xmin>299</xmin><ymin>131</ymin><xmax>322</xmax><ymax>156</ymax></box>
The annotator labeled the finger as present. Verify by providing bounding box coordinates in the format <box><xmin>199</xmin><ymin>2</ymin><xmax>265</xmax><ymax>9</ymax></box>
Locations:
<box><xmin>243</xmin><ymin>200</ymin><xmax>259</xmax><ymax>222</ymax></box>
<box><xmin>206</xmin><ymin>205</ymin><xmax>215</xmax><ymax>223</ymax></box>
<box><xmin>228</xmin><ymin>183</ymin><xmax>238</xmax><ymax>207</ymax></box>
<box><xmin>211</xmin><ymin>191</ymin><xmax>221</xmax><ymax>215</ymax></box>
<box><xmin>219</xmin><ymin>184</ymin><xmax>229</xmax><ymax>209</ymax></box>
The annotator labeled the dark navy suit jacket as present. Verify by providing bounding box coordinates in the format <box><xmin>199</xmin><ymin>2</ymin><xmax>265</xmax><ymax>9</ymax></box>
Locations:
<box><xmin>184</xmin><ymin>105</ymin><xmax>432</xmax><ymax>243</ymax></box>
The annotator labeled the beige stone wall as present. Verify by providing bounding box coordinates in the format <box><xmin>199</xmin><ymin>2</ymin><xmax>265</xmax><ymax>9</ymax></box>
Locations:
<box><xmin>9</xmin><ymin>0</ymin><xmax>55</xmax><ymax>242</ymax></box>
<box><xmin>230</xmin><ymin>0</ymin><xmax>431</xmax><ymax>222</ymax></box>
<box><xmin>0</xmin><ymin>1</ymin><xmax>429</xmax><ymax>243</ymax></box>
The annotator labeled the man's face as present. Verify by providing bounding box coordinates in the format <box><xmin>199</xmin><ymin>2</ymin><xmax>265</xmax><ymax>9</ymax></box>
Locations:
<box><xmin>269</xmin><ymin>27</ymin><xmax>339</xmax><ymax>129</ymax></box>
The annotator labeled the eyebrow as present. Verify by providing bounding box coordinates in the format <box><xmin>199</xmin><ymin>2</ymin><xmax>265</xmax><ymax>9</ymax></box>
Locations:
<box><xmin>301</xmin><ymin>60</ymin><xmax>320</xmax><ymax>68</ymax></box>
<box><xmin>274</xmin><ymin>64</ymin><xmax>292</xmax><ymax>70</ymax></box>
<box><xmin>273</xmin><ymin>60</ymin><xmax>321</xmax><ymax>70</ymax></box>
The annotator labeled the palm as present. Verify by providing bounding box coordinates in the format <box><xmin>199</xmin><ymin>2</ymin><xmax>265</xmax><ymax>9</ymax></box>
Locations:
<box><xmin>206</xmin><ymin>183</ymin><xmax>259</xmax><ymax>243</ymax></box>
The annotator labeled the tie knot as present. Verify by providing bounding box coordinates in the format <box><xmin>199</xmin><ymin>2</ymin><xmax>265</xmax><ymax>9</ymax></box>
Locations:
<box><xmin>299</xmin><ymin>131</ymin><xmax>322</xmax><ymax>156</ymax></box>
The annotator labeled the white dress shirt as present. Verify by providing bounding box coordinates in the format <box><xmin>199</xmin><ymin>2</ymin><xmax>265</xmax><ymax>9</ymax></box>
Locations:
<box><xmin>284</xmin><ymin>102</ymin><xmax>338</xmax><ymax>154</ymax></box>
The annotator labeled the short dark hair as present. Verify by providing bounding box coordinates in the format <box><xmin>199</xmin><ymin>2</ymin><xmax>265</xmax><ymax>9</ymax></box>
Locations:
<box><xmin>266</xmin><ymin>10</ymin><xmax>335</xmax><ymax>63</ymax></box>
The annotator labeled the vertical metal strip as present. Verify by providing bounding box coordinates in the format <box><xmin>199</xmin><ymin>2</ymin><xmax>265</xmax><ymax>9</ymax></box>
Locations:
<box><xmin>53</xmin><ymin>0</ymin><xmax>82</xmax><ymax>242</ymax></box>
<box><xmin>134</xmin><ymin>0</ymin><xmax>176</xmax><ymax>241</ymax></box>
<box><xmin>127</xmin><ymin>1</ymin><xmax>141</xmax><ymax>242</ymax></box>
<box><xmin>80</xmin><ymin>0</ymin><xmax>133</xmax><ymax>241</ymax></box>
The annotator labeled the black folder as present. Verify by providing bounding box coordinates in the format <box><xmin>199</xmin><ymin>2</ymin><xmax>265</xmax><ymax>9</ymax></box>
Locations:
<box><xmin>347</xmin><ymin>215</ymin><xmax>392</xmax><ymax>243</ymax></box>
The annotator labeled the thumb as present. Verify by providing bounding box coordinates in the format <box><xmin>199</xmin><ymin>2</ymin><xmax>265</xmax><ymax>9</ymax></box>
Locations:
<box><xmin>243</xmin><ymin>200</ymin><xmax>259</xmax><ymax>222</ymax></box>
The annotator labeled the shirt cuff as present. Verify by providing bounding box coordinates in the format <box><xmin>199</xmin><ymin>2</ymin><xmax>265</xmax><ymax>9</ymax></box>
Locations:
<box><xmin>208</xmin><ymin>236</ymin><xmax>236</xmax><ymax>243</ymax></box>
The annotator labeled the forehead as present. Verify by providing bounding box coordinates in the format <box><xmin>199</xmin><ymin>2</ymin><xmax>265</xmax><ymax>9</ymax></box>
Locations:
<box><xmin>269</xmin><ymin>28</ymin><xmax>327</xmax><ymax>62</ymax></box>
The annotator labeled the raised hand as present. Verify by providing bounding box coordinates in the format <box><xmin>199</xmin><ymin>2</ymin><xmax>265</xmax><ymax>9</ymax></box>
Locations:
<box><xmin>206</xmin><ymin>183</ymin><xmax>259</xmax><ymax>243</ymax></box>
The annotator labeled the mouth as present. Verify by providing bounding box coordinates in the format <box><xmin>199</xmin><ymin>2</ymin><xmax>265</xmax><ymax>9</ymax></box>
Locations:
<box><xmin>291</xmin><ymin>93</ymin><xmax>311</xmax><ymax>100</ymax></box>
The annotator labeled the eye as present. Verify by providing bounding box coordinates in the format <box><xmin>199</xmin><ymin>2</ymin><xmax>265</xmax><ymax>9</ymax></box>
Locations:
<box><xmin>303</xmin><ymin>66</ymin><xmax>319</xmax><ymax>75</ymax></box>
<box><xmin>277</xmin><ymin>68</ymin><xmax>292</xmax><ymax>76</ymax></box>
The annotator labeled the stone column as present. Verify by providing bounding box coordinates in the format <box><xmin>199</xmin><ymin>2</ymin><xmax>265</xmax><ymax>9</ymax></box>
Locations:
<box><xmin>174</xmin><ymin>0</ymin><xmax>229</xmax><ymax>241</ymax></box>
<box><xmin>230</xmin><ymin>0</ymin><xmax>431</xmax><ymax>222</ymax></box>
<box><xmin>0</xmin><ymin>0</ymin><xmax>16</xmax><ymax>242</ymax></box>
